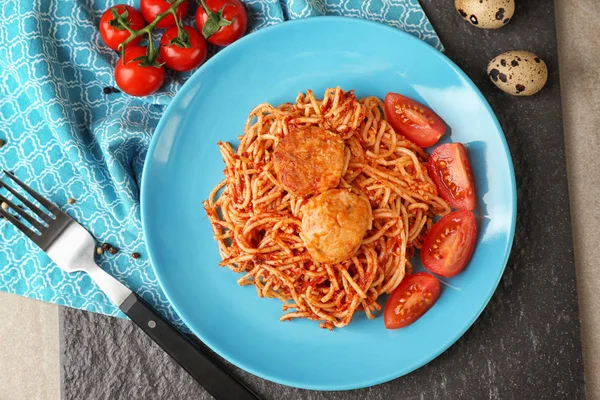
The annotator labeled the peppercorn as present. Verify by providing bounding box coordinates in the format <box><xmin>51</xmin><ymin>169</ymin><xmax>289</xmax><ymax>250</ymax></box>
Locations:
<box><xmin>101</xmin><ymin>243</ymin><xmax>110</xmax><ymax>251</ymax></box>
<box><xmin>132</xmin><ymin>252</ymin><xmax>140</xmax><ymax>259</ymax></box>
<box><xmin>108</xmin><ymin>246</ymin><xmax>118</xmax><ymax>255</ymax></box>
<box><xmin>96</xmin><ymin>247</ymin><xmax>104</xmax><ymax>255</ymax></box>
<box><xmin>67</xmin><ymin>198</ymin><xmax>76</xmax><ymax>204</ymax></box>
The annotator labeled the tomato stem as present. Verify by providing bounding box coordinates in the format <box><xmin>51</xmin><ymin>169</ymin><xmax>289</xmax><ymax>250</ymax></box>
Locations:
<box><xmin>118</xmin><ymin>0</ymin><xmax>188</xmax><ymax>61</ymax></box>
<box><xmin>109</xmin><ymin>7</ymin><xmax>133</xmax><ymax>32</ymax></box>
<box><xmin>146</xmin><ymin>31</ymin><xmax>158</xmax><ymax>64</ymax></box>
<box><xmin>199</xmin><ymin>0</ymin><xmax>235</xmax><ymax>39</ymax></box>
<box><xmin>171</xmin><ymin>9</ymin><xmax>191</xmax><ymax>48</ymax></box>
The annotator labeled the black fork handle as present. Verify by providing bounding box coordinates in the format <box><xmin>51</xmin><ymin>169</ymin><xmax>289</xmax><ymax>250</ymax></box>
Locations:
<box><xmin>120</xmin><ymin>293</ymin><xmax>260</xmax><ymax>400</ymax></box>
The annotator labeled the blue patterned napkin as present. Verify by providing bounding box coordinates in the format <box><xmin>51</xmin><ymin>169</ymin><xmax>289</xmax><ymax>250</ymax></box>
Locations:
<box><xmin>0</xmin><ymin>0</ymin><xmax>441</xmax><ymax>324</ymax></box>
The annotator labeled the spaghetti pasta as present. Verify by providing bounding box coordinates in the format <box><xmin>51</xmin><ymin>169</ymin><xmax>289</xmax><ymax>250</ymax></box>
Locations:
<box><xmin>203</xmin><ymin>88</ymin><xmax>450</xmax><ymax>329</ymax></box>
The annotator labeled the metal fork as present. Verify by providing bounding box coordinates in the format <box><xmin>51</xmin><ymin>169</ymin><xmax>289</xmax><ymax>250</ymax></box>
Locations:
<box><xmin>0</xmin><ymin>170</ymin><xmax>259</xmax><ymax>400</ymax></box>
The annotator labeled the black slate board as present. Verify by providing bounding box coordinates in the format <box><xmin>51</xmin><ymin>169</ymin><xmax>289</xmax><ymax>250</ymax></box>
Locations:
<box><xmin>60</xmin><ymin>1</ymin><xmax>586</xmax><ymax>399</ymax></box>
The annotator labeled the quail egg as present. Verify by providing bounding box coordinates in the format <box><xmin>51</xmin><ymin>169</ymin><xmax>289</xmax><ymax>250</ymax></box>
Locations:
<box><xmin>455</xmin><ymin>0</ymin><xmax>515</xmax><ymax>29</ymax></box>
<box><xmin>487</xmin><ymin>50</ymin><xmax>548</xmax><ymax>96</ymax></box>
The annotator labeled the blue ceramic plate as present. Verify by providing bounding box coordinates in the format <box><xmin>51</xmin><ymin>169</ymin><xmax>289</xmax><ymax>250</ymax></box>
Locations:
<box><xmin>141</xmin><ymin>17</ymin><xmax>516</xmax><ymax>391</ymax></box>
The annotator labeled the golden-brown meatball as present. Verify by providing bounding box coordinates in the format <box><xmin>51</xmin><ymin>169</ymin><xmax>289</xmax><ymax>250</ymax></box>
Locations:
<box><xmin>272</xmin><ymin>126</ymin><xmax>345</xmax><ymax>197</ymax></box>
<box><xmin>300</xmin><ymin>189</ymin><xmax>372</xmax><ymax>264</ymax></box>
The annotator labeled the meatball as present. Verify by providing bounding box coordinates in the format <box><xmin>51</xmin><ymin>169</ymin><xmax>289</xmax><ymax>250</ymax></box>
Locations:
<box><xmin>273</xmin><ymin>126</ymin><xmax>345</xmax><ymax>197</ymax></box>
<box><xmin>300</xmin><ymin>189</ymin><xmax>372</xmax><ymax>264</ymax></box>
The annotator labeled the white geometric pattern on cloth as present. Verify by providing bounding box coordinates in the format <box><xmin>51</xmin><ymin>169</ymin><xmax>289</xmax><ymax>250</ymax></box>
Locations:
<box><xmin>0</xmin><ymin>0</ymin><xmax>441</xmax><ymax>328</ymax></box>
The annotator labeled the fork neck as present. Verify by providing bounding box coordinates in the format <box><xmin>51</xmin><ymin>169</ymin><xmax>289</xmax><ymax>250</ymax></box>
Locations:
<box><xmin>87</xmin><ymin>266</ymin><xmax>132</xmax><ymax>307</ymax></box>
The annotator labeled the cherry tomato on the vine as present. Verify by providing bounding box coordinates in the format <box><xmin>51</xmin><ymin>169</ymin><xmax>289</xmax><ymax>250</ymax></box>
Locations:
<box><xmin>99</xmin><ymin>5</ymin><xmax>146</xmax><ymax>51</ymax></box>
<box><xmin>159</xmin><ymin>26</ymin><xmax>208</xmax><ymax>72</ymax></box>
<box><xmin>114</xmin><ymin>46</ymin><xmax>165</xmax><ymax>97</ymax></box>
<box><xmin>196</xmin><ymin>0</ymin><xmax>248</xmax><ymax>46</ymax></box>
<box><xmin>140</xmin><ymin>0</ymin><xmax>189</xmax><ymax>29</ymax></box>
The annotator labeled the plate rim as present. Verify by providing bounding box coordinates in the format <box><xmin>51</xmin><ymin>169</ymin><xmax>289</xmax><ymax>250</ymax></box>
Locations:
<box><xmin>141</xmin><ymin>16</ymin><xmax>517</xmax><ymax>391</ymax></box>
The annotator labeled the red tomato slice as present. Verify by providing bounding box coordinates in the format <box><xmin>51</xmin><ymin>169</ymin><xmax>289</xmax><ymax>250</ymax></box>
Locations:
<box><xmin>384</xmin><ymin>93</ymin><xmax>446</xmax><ymax>147</ymax></box>
<box><xmin>428</xmin><ymin>143</ymin><xmax>477</xmax><ymax>211</ymax></box>
<box><xmin>384</xmin><ymin>272</ymin><xmax>441</xmax><ymax>329</ymax></box>
<box><xmin>421</xmin><ymin>210</ymin><xmax>477</xmax><ymax>277</ymax></box>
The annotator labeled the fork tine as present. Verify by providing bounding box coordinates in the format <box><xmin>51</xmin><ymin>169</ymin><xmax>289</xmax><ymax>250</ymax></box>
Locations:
<box><xmin>0</xmin><ymin>180</ymin><xmax>54</xmax><ymax>225</ymax></box>
<box><xmin>0</xmin><ymin>194</ymin><xmax>47</xmax><ymax>233</ymax></box>
<box><xmin>0</xmin><ymin>206</ymin><xmax>41</xmax><ymax>244</ymax></box>
<box><xmin>2</xmin><ymin>171</ymin><xmax>61</xmax><ymax>217</ymax></box>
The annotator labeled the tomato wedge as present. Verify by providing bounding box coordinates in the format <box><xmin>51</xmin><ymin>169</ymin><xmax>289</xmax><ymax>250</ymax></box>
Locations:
<box><xmin>384</xmin><ymin>272</ymin><xmax>441</xmax><ymax>329</ymax></box>
<box><xmin>428</xmin><ymin>143</ymin><xmax>476</xmax><ymax>211</ymax></box>
<box><xmin>384</xmin><ymin>93</ymin><xmax>446</xmax><ymax>147</ymax></box>
<box><xmin>421</xmin><ymin>210</ymin><xmax>477</xmax><ymax>277</ymax></box>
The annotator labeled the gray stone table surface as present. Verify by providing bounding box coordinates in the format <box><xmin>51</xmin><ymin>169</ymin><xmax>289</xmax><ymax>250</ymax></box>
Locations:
<box><xmin>60</xmin><ymin>1</ymin><xmax>586</xmax><ymax>399</ymax></box>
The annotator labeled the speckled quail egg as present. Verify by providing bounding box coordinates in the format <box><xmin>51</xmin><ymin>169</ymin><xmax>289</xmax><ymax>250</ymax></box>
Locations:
<box><xmin>455</xmin><ymin>0</ymin><xmax>515</xmax><ymax>29</ymax></box>
<box><xmin>487</xmin><ymin>50</ymin><xmax>548</xmax><ymax>96</ymax></box>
